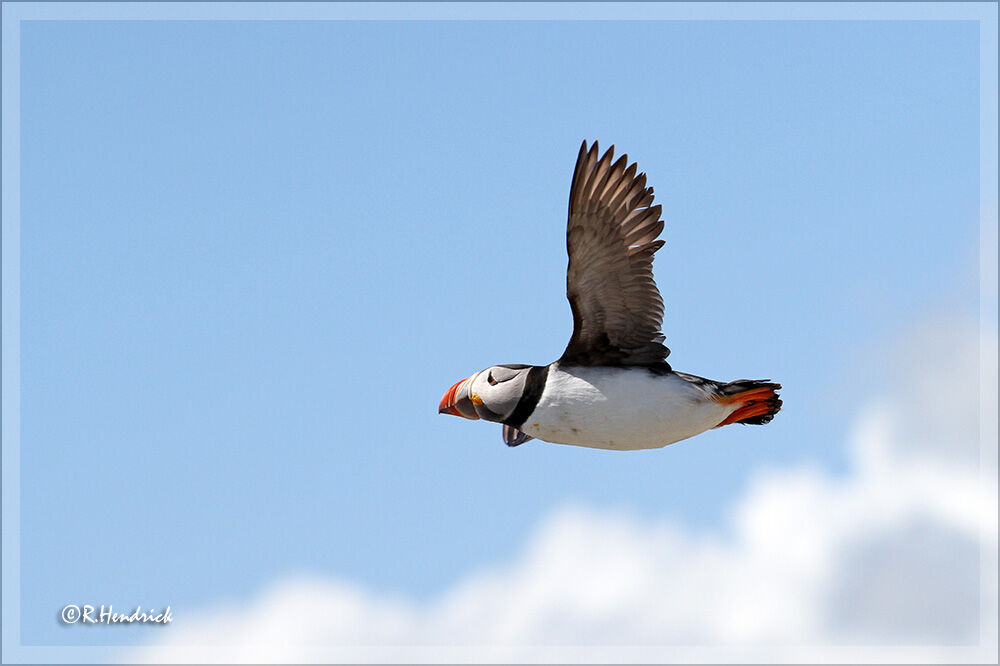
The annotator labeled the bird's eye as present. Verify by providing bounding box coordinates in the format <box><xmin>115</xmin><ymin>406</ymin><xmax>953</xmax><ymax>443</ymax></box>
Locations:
<box><xmin>487</xmin><ymin>371</ymin><xmax>498</xmax><ymax>386</ymax></box>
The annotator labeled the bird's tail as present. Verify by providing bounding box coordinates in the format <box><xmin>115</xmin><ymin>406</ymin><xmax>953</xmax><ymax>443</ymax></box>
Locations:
<box><xmin>712</xmin><ymin>379</ymin><xmax>782</xmax><ymax>427</ymax></box>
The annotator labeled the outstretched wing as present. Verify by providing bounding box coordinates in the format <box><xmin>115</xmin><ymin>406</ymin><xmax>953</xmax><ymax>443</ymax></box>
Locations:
<box><xmin>559</xmin><ymin>140</ymin><xmax>670</xmax><ymax>367</ymax></box>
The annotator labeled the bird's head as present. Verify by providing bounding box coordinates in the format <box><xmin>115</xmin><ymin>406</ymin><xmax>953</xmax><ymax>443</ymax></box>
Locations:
<box><xmin>438</xmin><ymin>364</ymin><xmax>534</xmax><ymax>423</ymax></box>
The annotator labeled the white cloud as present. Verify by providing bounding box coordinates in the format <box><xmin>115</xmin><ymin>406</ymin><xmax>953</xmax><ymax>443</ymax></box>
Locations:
<box><xmin>131</xmin><ymin>319</ymin><xmax>998</xmax><ymax>664</ymax></box>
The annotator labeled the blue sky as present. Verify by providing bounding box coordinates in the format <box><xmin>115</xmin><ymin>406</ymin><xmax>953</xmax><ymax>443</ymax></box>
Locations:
<box><xmin>12</xmin><ymin>16</ymin><xmax>985</xmax><ymax>650</ymax></box>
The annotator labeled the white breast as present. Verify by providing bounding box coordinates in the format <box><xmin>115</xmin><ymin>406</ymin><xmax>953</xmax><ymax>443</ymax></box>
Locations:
<box><xmin>520</xmin><ymin>365</ymin><xmax>735</xmax><ymax>451</ymax></box>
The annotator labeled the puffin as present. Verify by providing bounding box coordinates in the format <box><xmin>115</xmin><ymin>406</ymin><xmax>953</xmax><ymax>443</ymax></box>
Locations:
<box><xmin>438</xmin><ymin>140</ymin><xmax>781</xmax><ymax>450</ymax></box>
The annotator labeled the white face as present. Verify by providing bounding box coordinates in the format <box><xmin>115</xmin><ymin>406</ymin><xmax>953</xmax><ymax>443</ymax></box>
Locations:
<box><xmin>439</xmin><ymin>365</ymin><xmax>532</xmax><ymax>423</ymax></box>
<box><xmin>465</xmin><ymin>365</ymin><xmax>532</xmax><ymax>422</ymax></box>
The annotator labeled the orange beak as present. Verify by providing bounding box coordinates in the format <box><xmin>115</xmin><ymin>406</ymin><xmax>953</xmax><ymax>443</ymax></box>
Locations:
<box><xmin>438</xmin><ymin>376</ymin><xmax>480</xmax><ymax>420</ymax></box>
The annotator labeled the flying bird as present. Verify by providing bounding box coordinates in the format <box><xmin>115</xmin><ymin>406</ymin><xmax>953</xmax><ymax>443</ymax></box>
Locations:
<box><xmin>439</xmin><ymin>141</ymin><xmax>781</xmax><ymax>450</ymax></box>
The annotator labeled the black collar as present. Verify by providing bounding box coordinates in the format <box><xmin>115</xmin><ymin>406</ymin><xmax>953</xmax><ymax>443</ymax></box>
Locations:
<box><xmin>504</xmin><ymin>365</ymin><xmax>548</xmax><ymax>429</ymax></box>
